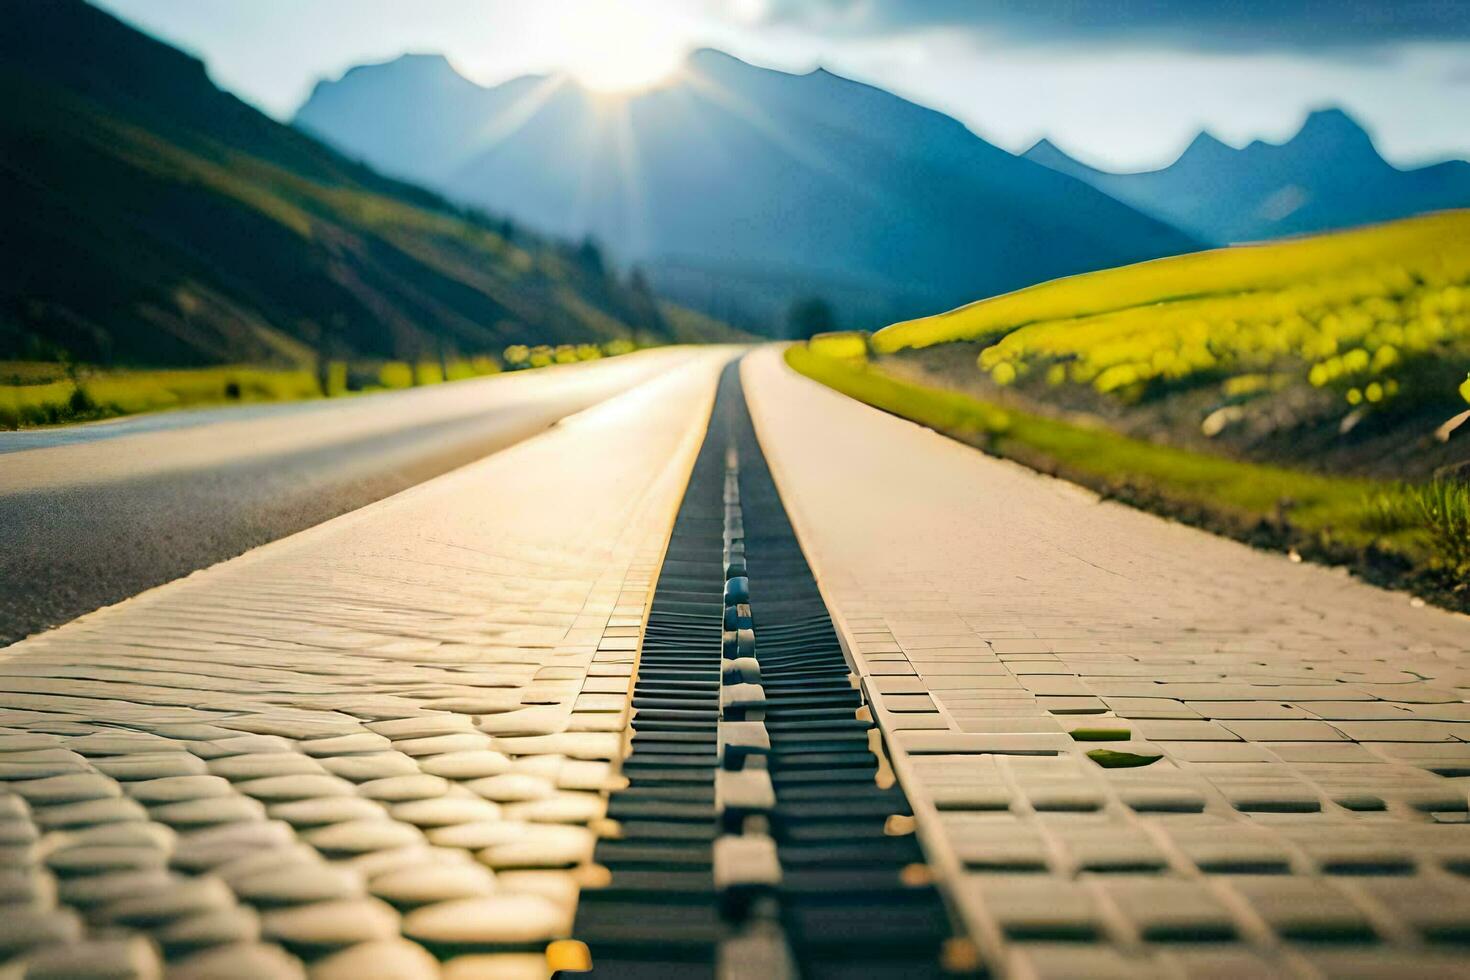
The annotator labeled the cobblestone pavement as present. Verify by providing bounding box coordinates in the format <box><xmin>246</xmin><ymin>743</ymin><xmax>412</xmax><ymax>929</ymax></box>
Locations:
<box><xmin>743</xmin><ymin>348</ymin><xmax>1470</xmax><ymax>978</ymax></box>
<box><xmin>0</xmin><ymin>351</ymin><xmax>728</xmax><ymax>979</ymax></box>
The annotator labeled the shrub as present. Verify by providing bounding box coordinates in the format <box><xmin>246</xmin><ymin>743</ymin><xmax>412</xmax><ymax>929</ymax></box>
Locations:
<box><xmin>1362</xmin><ymin>480</ymin><xmax>1470</xmax><ymax>574</ymax></box>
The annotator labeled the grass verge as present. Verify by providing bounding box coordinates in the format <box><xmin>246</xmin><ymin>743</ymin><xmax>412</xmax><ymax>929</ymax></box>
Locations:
<box><xmin>785</xmin><ymin>344</ymin><xmax>1468</xmax><ymax>611</ymax></box>
<box><xmin>0</xmin><ymin>342</ymin><xmax>659</xmax><ymax>431</ymax></box>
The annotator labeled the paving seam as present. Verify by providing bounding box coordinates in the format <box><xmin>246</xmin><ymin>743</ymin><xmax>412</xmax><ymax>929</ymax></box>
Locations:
<box><xmin>576</xmin><ymin>359</ymin><xmax>964</xmax><ymax>977</ymax></box>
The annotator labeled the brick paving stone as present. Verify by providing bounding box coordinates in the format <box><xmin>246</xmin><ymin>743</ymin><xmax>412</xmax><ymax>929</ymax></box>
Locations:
<box><xmin>744</xmin><ymin>347</ymin><xmax>1470</xmax><ymax>975</ymax></box>
<box><xmin>0</xmin><ymin>356</ymin><xmax>727</xmax><ymax>976</ymax></box>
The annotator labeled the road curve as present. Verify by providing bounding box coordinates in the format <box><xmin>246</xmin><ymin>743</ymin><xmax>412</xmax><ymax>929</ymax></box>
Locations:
<box><xmin>0</xmin><ymin>348</ymin><xmax>715</xmax><ymax>646</ymax></box>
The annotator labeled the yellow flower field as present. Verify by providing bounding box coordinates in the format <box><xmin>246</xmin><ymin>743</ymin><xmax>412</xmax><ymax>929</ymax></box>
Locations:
<box><xmin>874</xmin><ymin>210</ymin><xmax>1470</xmax><ymax>411</ymax></box>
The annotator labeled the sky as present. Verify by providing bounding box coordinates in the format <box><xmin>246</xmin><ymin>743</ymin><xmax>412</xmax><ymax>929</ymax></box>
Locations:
<box><xmin>91</xmin><ymin>0</ymin><xmax>1470</xmax><ymax>171</ymax></box>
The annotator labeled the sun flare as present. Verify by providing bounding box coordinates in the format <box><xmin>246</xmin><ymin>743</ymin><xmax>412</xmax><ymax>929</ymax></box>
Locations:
<box><xmin>556</xmin><ymin>2</ymin><xmax>685</xmax><ymax>94</ymax></box>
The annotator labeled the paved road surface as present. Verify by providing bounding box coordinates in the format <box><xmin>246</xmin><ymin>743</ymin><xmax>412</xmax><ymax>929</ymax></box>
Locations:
<box><xmin>5</xmin><ymin>345</ymin><xmax>1470</xmax><ymax>978</ymax></box>
<box><xmin>743</xmin><ymin>347</ymin><xmax>1470</xmax><ymax>977</ymax></box>
<box><xmin>0</xmin><ymin>349</ymin><xmax>707</xmax><ymax>645</ymax></box>
<box><xmin>0</xmin><ymin>350</ymin><xmax>729</xmax><ymax>979</ymax></box>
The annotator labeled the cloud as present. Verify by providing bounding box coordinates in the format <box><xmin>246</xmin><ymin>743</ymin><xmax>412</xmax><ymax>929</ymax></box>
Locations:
<box><xmin>733</xmin><ymin>0</ymin><xmax>1470</xmax><ymax>51</ymax></box>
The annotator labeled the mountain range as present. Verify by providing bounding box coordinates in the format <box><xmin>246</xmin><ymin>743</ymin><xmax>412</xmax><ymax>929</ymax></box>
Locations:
<box><xmin>1025</xmin><ymin>110</ymin><xmax>1470</xmax><ymax>244</ymax></box>
<box><xmin>0</xmin><ymin>1</ymin><xmax>736</xmax><ymax>367</ymax></box>
<box><xmin>295</xmin><ymin>51</ymin><xmax>1201</xmax><ymax>333</ymax></box>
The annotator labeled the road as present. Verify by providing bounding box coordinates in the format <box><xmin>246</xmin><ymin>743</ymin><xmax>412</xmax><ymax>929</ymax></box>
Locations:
<box><xmin>3</xmin><ymin>346</ymin><xmax>1470</xmax><ymax>978</ymax></box>
<box><xmin>742</xmin><ymin>347</ymin><xmax>1470</xmax><ymax>977</ymax></box>
<box><xmin>0</xmin><ymin>348</ymin><xmax>708</xmax><ymax>645</ymax></box>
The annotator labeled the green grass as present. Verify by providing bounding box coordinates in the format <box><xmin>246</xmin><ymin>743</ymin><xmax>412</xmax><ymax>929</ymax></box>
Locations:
<box><xmin>786</xmin><ymin>344</ymin><xmax>1468</xmax><ymax>605</ymax></box>
<box><xmin>787</xmin><ymin>344</ymin><xmax>1385</xmax><ymax>537</ymax></box>
<box><xmin>0</xmin><ymin>341</ymin><xmax>668</xmax><ymax>430</ymax></box>
<box><xmin>1068</xmin><ymin>728</ymin><xmax>1132</xmax><ymax>742</ymax></box>
<box><xmin>1362</xmin><ymin>480</ymin><xmax>1470</xmax><ymax>572</ymax></box>
<box><xmin>0</xmin><ymin>366</ymin><xmax>321</xmax><ymax>428</ymax></box>
<box><xmin>1087</xmin><ymin>749</ymin><xmax>1162</xmax><ymax>769</ymax></box>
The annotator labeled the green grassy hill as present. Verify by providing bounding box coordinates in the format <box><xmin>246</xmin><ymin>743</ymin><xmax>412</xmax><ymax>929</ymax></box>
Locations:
<box><xmin>0</xmin><ymin>1</ymin><xmax>735</xmax><ymax>367</ymax></box>
<box><xmin>871</xmin><ymin>211</ymin><xmax>1470</xmax><ymax>480</ymax></box>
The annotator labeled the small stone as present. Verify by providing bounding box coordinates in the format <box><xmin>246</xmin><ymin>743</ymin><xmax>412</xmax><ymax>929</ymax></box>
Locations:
<box><xmin>714</xmin><ymin>834</ymin><xmax>781</xmax><ymax>892</ymax></box>
<box><xmin>390</xmin><ymin>734</ymin><xmax>494</xmax><ymax>757</ymax></box>
<box><xmin>0</xmin><ymin>817</ymin><xmax>38</xmax><ymax>846</ymax></box>
<box><xmin>425</xmin><ymin>821</ymin><xmax>529</xmax><ymax>850</ymax></box>
<box><xmin>348</xmin><ymin>845</ymin><xmax>473</xmax><ymax>879</ymax></box>
<box><xmin>419</xmin><ymin>751</ymin><xmax>512</xmax><ymax>780</ymax></box>
<box><xmin>716</xmin><ymin>768</ymin><xmax>775</xmax><ymax>822</ymax></box>
<box><xmin>0</xmin><ymin>906</ymin><xmax>82</xmax><ymax>955</ymax></box>
<box><xmin>189</xmin><ymin>736</ymin><xmax>296</xmax><ymax>759</ymax></box>
<box><xmin>65</xmin><ymin>734</ymin><xmax>178</xmax><ymax>756</ymax></box>
<box><xmin>403</xmin><ymin>894</ymin><xmax>569</xmax><ymax>945</ymax></box>
<box><xmin>149</xmin><ymin>796</ymin><xmax>267</xmax><ymax>827</ymax></box>
<box><xmin>476</xmin><ymin>825</ymin><xmax>593</xmax><ymax>869</ymax></box>
<box><xmin>309</xmin><ymin>940</ymin><xmax>440</xmax><ymax>980</ymax></box>
<box><xmin>10</xmin><ymin>773</ymin><xmax>121</xmax><ymax>804</ymax></box>
<box><xmin>268</xmin><ymin>797</ymin><xmax>389</xmax><ymax>828</ymax></box>
<box><xmin>58</xmin><ymin>870</ymin><xmax>178</xmax><ymax>907</ymax></box>
<box><xmin>46</xmin><ymin>844</ymin><xmax>169</xmax><ymax>875</ymax></box>
<box><xmin>172</xmin><ymin>821</ymin><xmax>295</xmax><ymax>871</ymax></box>
<box><xmin>389</xmin><ymin>797</ymin><xmax>503</xmax><ymax>827</ymax></box>
<box><xmin>369</xmin><ymin>864</ymin><xmax>498</xmax><ymax>905</ymax></box>
<box><xmin>0</xmin><ymin>866</ymin><xmax>54</xmax><ymax>907</ymax></box>
<box><xmin>233</xmin><ymin>864</ymin><xmax>366</xmax><ymax>905</ymax></box>
<box><xmin>212</xmin><ymin>843</ymin><xmax>323</xmax><ymax>884</ymax></box>
<box><xmin>301</xmin><ymin>820</ymin><xmax>424</xmax><ymax>854</ymax></box>
<box><xmin>126</xmin><ymin>775</ymin><xmax>235</xmax><ymax>804</ymax></box>
<box><xmin>460</xmin><ymin>773</ymin><xmax>554</xmax><ymax>803</ymax></box>
<box><xmin>32</xmin><ymin>796</ymin><xmax>147</xmax><ymax>828</ymax></box>
<box><xmin>98</xmin><ymin>876</ymin><xmax>236</xmax><ymax>926</ymax></box>
<box><xmin>357</xmin><ymin>775</ymin><xmax>450</xmax><ymax>802</ymax></box>
<box><xmin>440</xmin><ymin>954</ymin><xmax>547</xmax><ymax>980</ymax></box>
<box><xmin>0</xmin><ymin>734</ymin><xmax>64</xmax><ymax>752</ymax></box>
<box><xmin>502</xmin><ymin>792</ymin><xmax>605</xmax><ymax>824</ymax></box>
<box><xmin>298</xmin><ymin>733</ymin><xmax>393</xmax><ymax>757</ymax></box>
<box><xmin>318</xmin><ymin>754</ymin><xmax>421</xmax><ymax>782</ymax></box>
<box><xmin>234</xmin><ymin>775</ymin><xmax>356</xmax><ymax>801</ymax></box>
<box><xmin>155</xmin><ymin>906</ymin><xmax>262</xmax><ymax>951</ymax></box>
<box><xmin>367</xmin><ymin>716</ymin><xmax>476</xmax><ymax>740</ymax></box>
<box><xmin>168</xmin><ymin>942</ymin><xmax>307</xmax><ymax>980</ymax></box>
<box><xmin>261</xmin><ymin>898</ymin><xmax>400</xmax><ymax>948</ymax></box>
<box><xmin>474</xmin><ymin>707</ymin><xmax>571</xmax><ymax>738</ymax></box>
<box><xmin>555</xmin><ymin>760</ymin><xmax>615</xmax><ymax>792</ymax></box>
<box><xmin>208</xmin><ymin>755</ymin><xmax>325</xmax><ymax>781</ymax></box>
<box><xmin>720</xmin><ymin>683</ymin><xmax>766</xmax><ymax>721</ymax></box>
<box><xmin>21</xmin><ymin>936</ymin><xmax>162</xmax><ymax>980</ymax></box>
<box><xmin>54</xmin><ymin>821</ymin><xmax>174</xmax><ymax>849</ymax></box>
<box><xmin>225</xmin><ymin>715</ymin><xmax>364</xmax><ymax>740</ymax></box>
<box><xmin>92</xmin><ymin>752</ymin><xmax>208</xmax><ymax>780</ymax></box>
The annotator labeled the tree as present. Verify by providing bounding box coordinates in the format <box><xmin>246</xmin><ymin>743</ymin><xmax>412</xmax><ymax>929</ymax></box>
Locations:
<box><xmin>575</xmin><ymin>236</ymin><xmax>606</xmax><ymax>277</ymax></box>
<box><xmin>787</xmin><ymin>296</ymin><xmax>836</xmax><ymax>340</ymax></box>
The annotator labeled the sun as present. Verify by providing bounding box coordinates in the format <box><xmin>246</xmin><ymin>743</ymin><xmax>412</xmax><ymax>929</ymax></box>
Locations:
<box><xmin>556</xmin><ymin>2</ymin><xmax>686</xmax><ymax>94</ymax></box>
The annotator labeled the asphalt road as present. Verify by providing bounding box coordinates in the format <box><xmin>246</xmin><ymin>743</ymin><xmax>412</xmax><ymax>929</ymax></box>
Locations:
<box><xmin>0</xmin><ymin>349</ymin><xmax>707</xmax><ymax>646</ymax></box>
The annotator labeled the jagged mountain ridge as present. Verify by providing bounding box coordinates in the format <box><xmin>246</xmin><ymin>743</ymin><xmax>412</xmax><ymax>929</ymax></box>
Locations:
<box><xmin>296</xmin><ymin>50</ymin><xmax>1201</xmax><ymax>333</ymax></box>
<box><xmin>1025</xmin><ymin>109</ymin><xmax>1470</xmax><ymax>244</ymax></box>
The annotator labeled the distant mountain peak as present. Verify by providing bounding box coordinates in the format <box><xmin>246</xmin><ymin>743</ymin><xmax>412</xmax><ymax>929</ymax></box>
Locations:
<box><xmin>1022</xmin><ymin>138</ymin><xmax>1081</xmax><ymax>171</ymax></box>
<box><xmin>1294</xmin><ymin>106</ymin><xmax>1374</xmax><ymax>149</ymax></box>
<box><xmin>1176</xmin><ymin>130</ymin><xmax>1235</xmax><ymax>165</ymax></box>
<box><xmin>328</xmin><ymin>52</ymin><xmax>482</xmax><ymax>93</ymax></box>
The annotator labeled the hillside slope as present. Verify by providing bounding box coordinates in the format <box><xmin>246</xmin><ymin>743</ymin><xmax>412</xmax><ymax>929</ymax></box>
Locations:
<box><xmin>1026</xmin><ymin>110</ymin><xmax>1470</xmax><ymax>244</ymax></box>
<box><xmin>873</xmin><ymin>211</ymin><xmax>1470</xmax><ymax>480</ymax></box>
<box><xmin>0</xmin><ymin>1</ymin><xmax>706</xmax><ymax>366</ymax></box>
<box><xmin>295</xmin><ymin>50</ymin><xmax>1200</xmax><ymax>333</ymax></box>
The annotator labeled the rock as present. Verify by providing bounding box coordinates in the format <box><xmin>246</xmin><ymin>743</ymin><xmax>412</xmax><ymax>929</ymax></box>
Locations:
<box><xmin>402</xmin><ymin>894</ymin><xmax>568</xmax><ymax>945</ymax></box>
<box><xmin>260</xmin><ymin>898</ymin><xmax>400</xmax><ymax>948</ymax></box>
